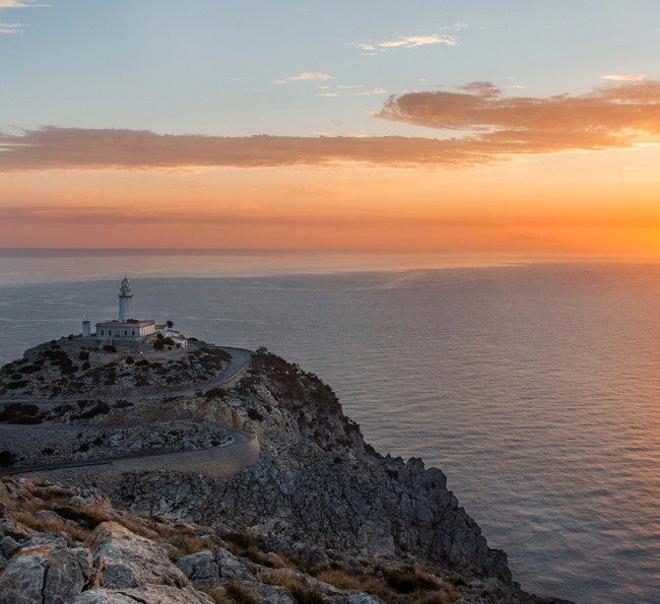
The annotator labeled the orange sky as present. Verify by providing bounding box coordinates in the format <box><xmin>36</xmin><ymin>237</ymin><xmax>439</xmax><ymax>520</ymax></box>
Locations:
<box><xmin>2</xmin><ymin>141</ymin><xmax>660</xmax><ymax>256</ymax></box>
<box><xmin>2</xmin><ymin>81</ymin><xmax>660</xmax><ymax>256</ymax></box>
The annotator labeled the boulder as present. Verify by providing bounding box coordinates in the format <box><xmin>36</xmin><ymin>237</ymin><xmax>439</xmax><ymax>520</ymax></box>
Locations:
<box><xmin>175</xmin><ymin>548</ymin><xmax>218</xmax><ymax>586</ymax></box>
<box><xmin>85</xmin><ymin>521</ymin><xmax>189</xmax><ymax>589</ymax></box>
<box><xmin>0</xmin><ymin>542</ymin><xmax>91</xmax><ymax>604</ymax></box>
<box><xmin>0</xmin><ymin>544</ymin><xmax>49</xmax><ymax>603</ymax></box>
<box><xmin>0</xmin><ymin>535</ymin><xmax>19</xmax><ymax>559</ymax></box>
<box><xmin>43</xmin><ymin>547</ymin><xmax>93</xmax><ymax>604</ymax></box>
<box><xmin>215</xmin><ymin>546</ymin><xmax>253</xmax><ymax>579</ymax></box>
<box><xmin>71</xmin><ymin>585</ymin><xmax>213</xmax><ymax>603</ymax></box>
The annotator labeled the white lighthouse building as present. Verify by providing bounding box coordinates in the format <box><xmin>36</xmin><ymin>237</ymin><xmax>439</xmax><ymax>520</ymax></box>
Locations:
<box><xmin>80</xmin><ymin>277</ymin><xmax>187</xmax><ymax>349</ymax></box>
<box><xmin>118</xmin><ymin>276</ymin><xmax>133</xmax><ymax>321</ymax></box>
<box><xmin>93</xmin><ymin>278</ymin><xmax>156</xmax><ymax>341</ymax></box>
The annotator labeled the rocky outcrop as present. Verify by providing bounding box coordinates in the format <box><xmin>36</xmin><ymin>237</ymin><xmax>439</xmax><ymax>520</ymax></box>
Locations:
<box><xmin>84</xmin><ymin>521</ymin><xmax>190</xmax><ymax>589</ymax></box>
<box><xmin>109</xmin><ymin>350</ymin><xmax>509</xmax><ymax>582</ymax></box>
<box><xmin>0</xmin><ymin>488</ymin><xmax>213</xmax><ymax>603</ymax></box>
<box><xmin>0</xmin><ymin>347</ymin><xmax>570</xmax><ymax>603</ymax></box>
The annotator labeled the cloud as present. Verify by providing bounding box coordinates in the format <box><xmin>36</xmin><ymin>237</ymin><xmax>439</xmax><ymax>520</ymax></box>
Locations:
<box><xmin>376</xmin><ymin>80</ymin><xmax>660</xmax><ymax>155</ymax></box>
<box><xmin>3</xmin><ymin>81</ymin><xmax>659</xmax><ymax>171</ymax></box>
<box><xmin>318</xmin><ymin>86</ymin><xmax>387</xmax><ymax>98</ymax></box>
<box><xmin>0</xmin><ymin>128</ymin><xmax>491</xmax><ymax>170</ymax></box>
<box><xmin>601</xmin><ymin>73</ymin><xmax>646</xmax><ymax>82</ymax></box>
<box><xmin>0</xmin><ymin>21</ymin><xmax>23</xmax><ymax>33</ymax></box>
<box><xmin>275</xmin><ymin>71</ymin><xmax>333</xmax><ymax>84</ymax></box>
<box><xmin>0</xmin><ymin>1</ymin><xmax>47</xmax><ymax>8</ymax></box>
<box><xmin>357</xmin><ymin>33</ymin><xmax>456</xmax><ymax>53</ymax></box>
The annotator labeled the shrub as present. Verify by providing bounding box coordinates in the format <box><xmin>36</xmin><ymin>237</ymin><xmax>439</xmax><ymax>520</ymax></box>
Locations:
<box><xmin>447</xmin><ymin>575</ymin><xmax>467</xmax><ymax>587</ymax></box>
<box><xmin>103</xmin><ymin>344</ymin><xmax>117</xmax><ymax>353</ymax></box>
<box><xmin>247</xmin><ymin>408</ymin><xmax>264</xmax><ymax>421</ymax></box>
<box><xmin>125</xmin><ymin>356</ymin><xmax>134</xmax><ymax>365</ymax></box>
<box><xmin>81</xmin><ymin>361</ymin><xmax>91</xmax><ymax>371</ymax></box>
<box><xmin>5</xmin><ymin>380</ymin><xmax>27</xmax><ymax>390</ymax></box>
<box><xmin>78</xmin><ymin>401</ymin><xmax>110</xmax><ymax>419</ymax></box>
<box><xmin>382</xmin><ymin>566</ymin><xmax>441</xmax><ymax>594</ymax></box>
<box><xmin>0</xmin><ymin>403</ymin><xmax>43</xmax><ymax>424</ymax></box>
<box><xmin>224</xmin><ymin>531</ymin><xmax>258</xmax><ymax>551</ymax></box>
<box><xmin>79</xmin><ymin>351</ymin><xmax>89</xmax><ymax>360</ymax></box>
<box><xmin>153</xmin><ymin>340</ymin><xmax>165</xmax><ymax>350</ymax></box>
<box><xmin>0</xmin><ymin>449</ymin><xmax>16</xmax><ymax>467</ymax></box>
<box><xmin>204</xmin><ymin>386</ymin><xmax>226</xmax><ymax>400</ymax></box>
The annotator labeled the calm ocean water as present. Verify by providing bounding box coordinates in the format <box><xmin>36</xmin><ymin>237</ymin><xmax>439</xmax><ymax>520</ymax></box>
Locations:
<box><xmin>0</xmin><ymin>251</ymin><xmax>658</xmax><ymax>603</ymax></box>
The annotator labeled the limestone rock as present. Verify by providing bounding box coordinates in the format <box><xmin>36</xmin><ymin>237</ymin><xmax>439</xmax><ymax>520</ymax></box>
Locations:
<box><xmin>85</xmin><ymin>521</ymin><xmax>189</xmax><ymax>589</ymax></box>
<box><xmin>215</xmin><ymin>546</ymin><xmax>254</xmax><ymax>579</ymax></box>
<box><xmin>175</xmin><ymin>548</ymin><xmax>218</xmax><ymax>586</ymax></box>
<box><xmin>71</xmin><ymin>585</ymin><xmax>213</xmax><ymax>603</ymax></box>
<box><xmin>0</xmin><ymin>542</ymin><xmax>91</xmax><ymax>604</ymax></box>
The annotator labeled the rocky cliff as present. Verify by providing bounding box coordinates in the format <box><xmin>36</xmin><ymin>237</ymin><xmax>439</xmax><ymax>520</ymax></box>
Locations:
<box><xmin>0</xmin><ymin>346</ymin><xmax>570</xmax><ymax>603</ymax></box>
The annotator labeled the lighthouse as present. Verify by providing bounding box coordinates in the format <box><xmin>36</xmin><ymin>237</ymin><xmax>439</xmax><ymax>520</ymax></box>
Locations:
<box><xmin>118</xmin><ymin>276</ymin><xmax>133</xmax><ymax>321</ymax></box>
<box><xmin>83</xmin><ymin>277</ymin><xmax>186</xmax><ymax>347</ymax></box>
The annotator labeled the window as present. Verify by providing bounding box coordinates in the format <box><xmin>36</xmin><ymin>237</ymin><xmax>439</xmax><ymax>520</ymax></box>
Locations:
<box><xmin>101</xmin><ymin>330</ymin><xmax>104</xmax><ymax>335</ymax></box>
<box><xmin>132</xmin><ymin>330</ymin><xmax>135</xmax><ymax>335</ymax></box>
<box><xmin>124</xmin><ymin>330</ymin><xmax>128</xmax><ymax>335</ymax></box>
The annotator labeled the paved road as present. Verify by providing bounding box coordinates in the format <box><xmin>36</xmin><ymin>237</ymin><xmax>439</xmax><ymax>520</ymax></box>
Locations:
<box><xmin>1</xmin><ymin>429</ymin><xmax>258</xmax><ymax>477</ymax></box>
<box><xmin>0</xmin><ymin>346</ymin><xmax>253</xmax><ymax>406</ymax></box>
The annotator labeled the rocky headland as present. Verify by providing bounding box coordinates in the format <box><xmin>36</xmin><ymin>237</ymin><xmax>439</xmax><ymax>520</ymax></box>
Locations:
<box><xmin>0</xmin><ymin>340</ymin><xmax>571</xmax><ymax>604</ymax></box>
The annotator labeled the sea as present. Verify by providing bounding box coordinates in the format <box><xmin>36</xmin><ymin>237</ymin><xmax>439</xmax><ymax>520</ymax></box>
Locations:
<box><xmin>0</xmin><ymin>249</ymin><xmax>658</xmax><ymax>604</ymax></box>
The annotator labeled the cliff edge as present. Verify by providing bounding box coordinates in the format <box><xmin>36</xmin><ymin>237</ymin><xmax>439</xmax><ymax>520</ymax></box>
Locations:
<box><xmin>0</xmin><ymin>344</ymin><xmax>571</xmax><ymax>603</ymax></box>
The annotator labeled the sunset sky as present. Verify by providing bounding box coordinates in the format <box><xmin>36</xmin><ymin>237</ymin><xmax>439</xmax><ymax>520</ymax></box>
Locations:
<box><xmin>1</xmin><ymin>0</ymin><xmax>660</xmax><ymax>255</ymax></box>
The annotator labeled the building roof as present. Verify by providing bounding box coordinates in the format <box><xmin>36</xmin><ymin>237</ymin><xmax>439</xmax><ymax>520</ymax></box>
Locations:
<box><xmin>96</xmin><ymin>319</ymin><xmax>155</xmax><ymax>327</ymax></box>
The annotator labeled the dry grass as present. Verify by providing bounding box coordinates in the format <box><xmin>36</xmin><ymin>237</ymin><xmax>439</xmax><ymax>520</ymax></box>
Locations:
<box><xmin>220</xmin><ymin>530</ymin><xmax>286</xmax><ymax>569</ymax></box>
<box><xmin>223</xmin><ymin>578</ymin><xmax>260</xmax><ymax>604</ymax></box>
<box><xmin>202</xmin><ymin>586</ymin><xmax>232</xmax><ymax>604</ymax></box>
<box><xmin>311</xmin><ymin>565</ymin><xmax>459</xmax><ymax>604</ymax></box>
<box><xmin>261</xmin><ymin>569</ymin><xmax>326</xmax><ymax>603</ymax></box>
<box><xmin>52</xmin><ymin>503</ymin><xmax>110</xmax><ymax>529</ymax></box>
<box><xmin>314</xmin><ymin>568</ymin><xmax>397</xmax><ymax>601</ymax></box>
<box><xmin>13</xmin><ymin>510</ymin><xmax>88</xmax><ymax>542</ymax></box>
<box><xmin>115</xmin><ymin>514</ymin><xmax>160</xmax><ymax>541</ymax></box>
<box><xmin>150</xmin><ymin>520</ymin><xmax>217</xmax><ymax>559</ymax></box>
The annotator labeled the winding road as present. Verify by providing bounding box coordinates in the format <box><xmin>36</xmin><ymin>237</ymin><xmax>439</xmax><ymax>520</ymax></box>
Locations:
<box><xmin>1</xmin><ymin>429</ymin><xmax>259</xmax><ymax>478</ymax></box>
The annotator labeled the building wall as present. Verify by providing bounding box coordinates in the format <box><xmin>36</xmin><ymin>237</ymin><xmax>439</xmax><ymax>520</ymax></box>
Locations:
<box><xmin>95</xmin><ymin>323</ymin><xmax>156</xmax><ymax>339</ymax></box>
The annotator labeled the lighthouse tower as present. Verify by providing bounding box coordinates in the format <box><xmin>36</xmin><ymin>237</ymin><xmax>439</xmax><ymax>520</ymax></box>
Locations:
<box><xmin>118</xmin><ymin>276</ymin><xmax>133</xmax><ymax>321</ymax></box>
